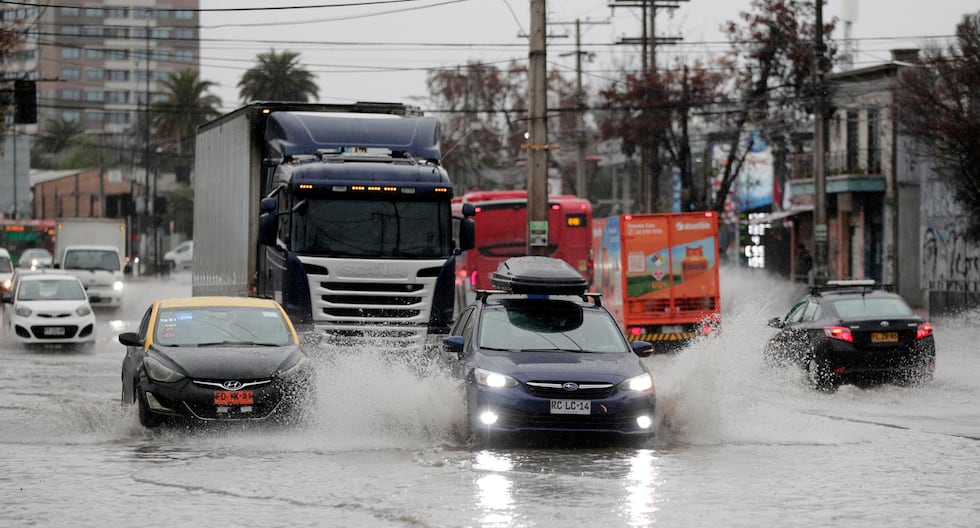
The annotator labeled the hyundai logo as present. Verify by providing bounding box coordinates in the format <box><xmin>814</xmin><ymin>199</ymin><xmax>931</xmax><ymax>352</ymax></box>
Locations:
<box><xmin>880</xmin><ymin>321</ymin><xmax>890</xmax><ymax>328</ymax></box>
<box><xmin>562</xmin><ymin>382</ymin><xmax>579</xmax><ymax>392</ymax></box>
<box><xmin>222</xmin><ymin>380</ymin><xmax>244</xmax><ymax>390</ymax></box>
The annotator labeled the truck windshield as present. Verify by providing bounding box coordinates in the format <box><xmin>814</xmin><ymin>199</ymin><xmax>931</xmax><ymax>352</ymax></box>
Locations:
<box><xmin>64</xmin><ymin>250</ymin><xmax>121</xmax><ymax>271</ymax></box>
<box><xmin>291</xmin><ymin>199</ymin><xmax>451</xmax><ymax>258</ymax></box>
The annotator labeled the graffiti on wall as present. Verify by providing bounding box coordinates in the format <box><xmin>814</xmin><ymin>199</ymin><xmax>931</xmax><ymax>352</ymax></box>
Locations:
<box><xmin>921</xmin><ymin>179</ymin><xmax>980</xmax><ymax>288</ymax></box>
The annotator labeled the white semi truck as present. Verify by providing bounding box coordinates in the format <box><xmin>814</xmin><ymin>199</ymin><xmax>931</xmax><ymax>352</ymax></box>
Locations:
<box><xmin>193</xmin><ymin>102</ymin><xmax>474</xmax><ymax>346</ymax></box>
<box><xmin>53</xmin><ymin>218</ymin><xmax>129</xmax><ymax>309</ymax></box>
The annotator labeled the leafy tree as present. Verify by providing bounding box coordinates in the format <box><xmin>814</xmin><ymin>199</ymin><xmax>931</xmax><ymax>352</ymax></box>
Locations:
<box><xmin>31</xmin><ymin>118</ymin><xmax>84</xmax><ymax>168</ymax></box>
<box><xmin>895</xmin><ymin>12</ymin><xmax>980</xmax><ymax>240</ymax></box>
<box><xmin>709</xmin><ymin>0</ymin><xmax>836</xmax><ymax>213</ymax></box>
<box><xmin>151</xmin><ymin>69</ymin><xmax>222</xmax><ymax>182</ymax></box>
<box><xmin>238</xmin><ymin>49</ymin><xmax>319</xmax><ymax>103</ymax></box>
<box><xmin>600</xmin><ymin>60</ymin><xmax>723</xmax><ymax>211</ymax></box>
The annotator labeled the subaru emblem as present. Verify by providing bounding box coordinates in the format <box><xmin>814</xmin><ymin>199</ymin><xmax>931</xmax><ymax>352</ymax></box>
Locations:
<box><xmin>222</xmin><ymin>380</ymin><xmax>244</xmax><ymax>390</ymax></box>
<box><xmin>562</xmin><ymin>382</ymin><xmax>579</xmax><ymax>392</ymax></box>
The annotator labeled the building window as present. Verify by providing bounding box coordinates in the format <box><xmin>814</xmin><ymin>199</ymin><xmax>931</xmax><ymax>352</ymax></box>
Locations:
<box><xmin>106</xmin><ymin>49</ymin><xmax>128</xmax><ymax>60</ymax></box>
<box><xmin>107</xmin><ymin>70</ymin><xmax>129</xmax><ymax>82</ymax></box>
<box><xmin>867</xmin><ymin>109</ymin><xmax>881</xmax><ymax>174</ymax></box>
<box><xmin>62</xmin><ymin>25</ymin><xmax>81</xmax><ymax>36</ymax></box>
<box><xmin>59</xmin><ymin>7</ymin><xmax>80</xmax><ymax>16</ymax></box>
<box><xmin>85</xmin><ymin>48</ymin><xmax>104</xmax><ymax>60</ymax></box>
<box><xmin>175</xmin><ymin>28</ymin><xmax>195</xmax><ymax>40</ymax></box>
<box><xmin>86</xmin><ymin>111</ymin><xmax>105</xmax><ymax>125</ymax></box>
<box><xmin>106</xmin><ymin>112</ymin><xmax>129</xmax><ymax>125</ymax></box>
<box><xmin>84</xmin><ymin>26</ymin><xmax>103</xmax><ymax>37</ymax></box>
<box><xmin>106</xmin><ymin>91</ymin><xmax>129</xmax><ymax>104</ymax></box>
<box><xmin>175</xmin><ymin>49</ymin><xmax>194</xmax><ymax>61</ymax></box>
<box><xmin>85</xmin><ymin>8</ymin><xmax>101</xmax><ymax>17</ymax></box>
<box><xmin>175</xmin><ymin>10</ymin><xmax>194</xmax><ymax>20</ymax></box>
<box><xmin>86</xmin><ymin>69</ymin><xmax>105</xmax><ymax>81</ymax></box>
<box><xmin>846</xmin><ymin>110</ymin><xmax>859</xmax><ymax>173</ymax></box>
<box><xmin>151</xmin><ymin>28</ymin><xmax>170</xmax><ymax>39</ymax></box>
<box><xmin>61</xmin><ymin>68</ymin><xmax>81</xmax><ymax>81</ymax></box>
<box><xmin>151</xmin><ymin>93</ymin><xmax>169</xmax><ymax>104</ymax></box>
<box><xmin>152</xmin><ymin>71</ymin><xmax>170</xmax><ymax>82</ymax></box>
<box><xmin>61</xmin><ymin>47</ymin><xmax>81</xmax><ymax>59</ymax></box>
<box><xmin>151</xmin><ymin>49</ymin><xmax>170</xmax><ymax>61</ymax></box>
<box><xmin>62</xmin><ymin>111</ymin><xmax>81</xmax><ymax>122</ymax></box>
<box><xmin>132</xmin><ymin>27</ymin><xmax>147</xmax><ymax>39</ymax></box>
<box><xmin>104</xmin><ymin>27</ymin><xmax>128</xmax><ymax>38</ymax></box>
<box><xmin>106</xmin><ymin>8</ymin><xmax>128</xmax><ymax>19</ymax></box>
<box><xmin>62</xmin><ymin>89</ymin><xmax>81</xmax><ymax>101</ymax></box>
<box><xmin>86</xmin><ymin>91</ymin><xmax>105</xmax><ymax>103</ymax></box>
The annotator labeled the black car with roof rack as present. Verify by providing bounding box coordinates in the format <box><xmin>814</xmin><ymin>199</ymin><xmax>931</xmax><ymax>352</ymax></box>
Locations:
<box><xmin>765</xmin><ymin>279</ymin><xmax>935</xmax><ymax>391</ymax></box>
<box><xmin>443</xmin><ymin>256</ymin><xmax>657</xmax><ymax>445</ymax></box>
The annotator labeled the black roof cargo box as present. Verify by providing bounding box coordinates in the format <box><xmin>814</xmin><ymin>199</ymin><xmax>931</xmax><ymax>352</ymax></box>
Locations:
<box><xmin>490</xmin><ymin>256</ymin><xmax>588</xmax><ymax>295</ymax></box>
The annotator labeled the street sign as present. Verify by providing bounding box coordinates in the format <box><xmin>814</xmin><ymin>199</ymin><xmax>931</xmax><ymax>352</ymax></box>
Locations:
<box><xmin>814</xmin><ymin>223</ymin><xmax>828</xmax><ymax>242</ymax></box>
<box><xmin>529</xmin><ymin>220</ymin><xmax>549</xmax><ymax>247</ymax></box>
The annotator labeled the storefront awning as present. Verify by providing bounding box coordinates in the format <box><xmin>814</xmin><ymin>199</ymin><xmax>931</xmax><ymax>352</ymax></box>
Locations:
<box><xmin>746</xmin><ymin>204</ymin><xmax>814</xmax><ymax>224</ymax></box>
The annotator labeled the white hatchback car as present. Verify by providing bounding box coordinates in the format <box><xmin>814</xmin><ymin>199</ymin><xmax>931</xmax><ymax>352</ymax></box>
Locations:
<box><xmin>0</xmin><ymin>248</ymin><xmax>13</xmax><ymax>292</ymax></box>
<box><xmin>163</xmin><ymin>240</ymin><xmax>193</xmax><ymax>271</ymax></box>
<box><xmin>1</xmin><ymin>270</ymin><xmax>96</xmax><ymax>348</ymax></box>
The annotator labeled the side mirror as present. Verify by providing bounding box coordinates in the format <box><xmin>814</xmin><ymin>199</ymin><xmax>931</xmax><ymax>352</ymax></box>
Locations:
<box><xmin>442</xmin><ymin>336</ymin><xmax>464</xmax><ymax>354</ymax></box>
<box><xmin>767</xmin><ymin>317</ymin><xmax>784</xmax><ymax>329</ymax></box>
<box><xmin>460</xmin><ymin>203</ymin><xmax>476</xmax><ymax>217</ymax></box>
<box><xmin>457</xmin><ymin>217</ymin><xmax>475</xmax><ymax>253</ymax></box>
<box><xmin>260</xmin><ymin>197</ymin><xmax>277</xmax><ymax>214</ymax></box>
<box><xmin>632</xmin><ymin>340</ymin><xmax>654</xmax><ymax>357</ymax></box>
<box><xmin>258</xmin><ymin>212</ymin><xmax>277</xmax><ymax>247</ymax></box>
<box><xmin>118</xmin><ymin>332</ymin><xmax>143</xmax><ymax>347</ymax></box>
<box><xmin>1</xmin><ymin>292</ymin><xmax>12</xmax><ymax>303</ymax></box>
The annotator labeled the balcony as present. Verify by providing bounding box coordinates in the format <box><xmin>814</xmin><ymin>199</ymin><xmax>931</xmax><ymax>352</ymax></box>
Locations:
<box><xmin>790</xmin><ymin>148</ymin><xmax>883</xmax><ymax>181</ymax></box>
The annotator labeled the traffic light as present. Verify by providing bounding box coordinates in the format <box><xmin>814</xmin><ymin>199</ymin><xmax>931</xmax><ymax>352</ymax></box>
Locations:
<box><xmin>14</xmin><ymin>79</ymin><xmax>37</xmax><ymax>124</ymax></box>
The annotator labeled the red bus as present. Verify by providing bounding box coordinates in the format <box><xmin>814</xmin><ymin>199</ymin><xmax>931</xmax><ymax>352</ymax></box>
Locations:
<box><xmin>451</xmin><ymin>190</ymin><xmax>593</xmax><ymax>309</ymax></box>
<box><xmin>0</xmin><ymin>218</ymin><xmax>56</xmax><ymax>266</ymax></box>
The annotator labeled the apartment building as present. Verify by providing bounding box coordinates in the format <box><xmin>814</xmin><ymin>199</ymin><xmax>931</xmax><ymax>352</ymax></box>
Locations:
<box><xmin>2</xmin><ymin>0</ymin><xmax>200</xmax><ymax>135</ymax></box>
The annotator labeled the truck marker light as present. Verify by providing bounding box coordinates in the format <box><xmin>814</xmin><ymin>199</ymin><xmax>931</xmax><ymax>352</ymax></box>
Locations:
<box><xmin>299</xmin><ymin>184</ymin><xmax>313</xmax><ymax>190</ymax></box>
<box><xmin>351</xmin><ymin>185</ymin><xmax>366</xmax><ymax>191</ymax></box>
<box><xmin>367</xmin><ymin>186</ymin><xmax>381</xmax><ymax>191</ymax></box>
<box><xmin>435</xmin><ymin>187</ymin><xmax>449</xmax><ymax>193</ymax></box>
<box><xmin>383</xmin><ymin>186</ymin><xmax>397</xmax><ymax>192</ymax></box>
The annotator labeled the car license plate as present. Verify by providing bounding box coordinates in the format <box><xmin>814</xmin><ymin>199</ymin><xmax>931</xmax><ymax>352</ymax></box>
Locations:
<box><xmin>214</xmin><ymin>391</ymin><xmax>254</xmax><ymax>406</ymax></box>
<box><xmin>43</xmin><ymin>327</ymin><xmax>66</xmax><ymax>336</ymax></box>
<box><xmin>871</xmin><ymin>332</ymin><xmax>898</xmax><ymax>343</ymax></box>
<box><xmin>550</xmin><ymin>400</ymin><xmax>590</xmax><ymax>415</ymax></box>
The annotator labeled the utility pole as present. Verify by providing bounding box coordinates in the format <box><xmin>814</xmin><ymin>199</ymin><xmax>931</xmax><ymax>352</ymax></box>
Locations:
<box><xmin>553</xmin><ymin>19</ymin><xmax>607</xmax><ymax>200</ymax></box>
<box><xmin>610</xmin><ymin>0</ymin><xmax>686</xmax><ymax>212</ymax></box>
<box><xmin>524</xmin><ymin>0</ymin><xmax>553</xmax><ymax>256</ymax></box>
<box><xmin>812</xmin><ymin>0</ymin><xmax>828</xmax><ymax>282</ymax></box>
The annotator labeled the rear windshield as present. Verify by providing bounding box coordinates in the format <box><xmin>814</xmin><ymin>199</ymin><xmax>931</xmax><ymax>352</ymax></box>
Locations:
<box><xmin>154</xmin><ymin>306</ymin><xmax>294</xmax><ymax>347</ymax></box>
<box><xmin>832</xmin><ymin>297</ymin><xmax>915</xmax><ymax>319</ymax></box>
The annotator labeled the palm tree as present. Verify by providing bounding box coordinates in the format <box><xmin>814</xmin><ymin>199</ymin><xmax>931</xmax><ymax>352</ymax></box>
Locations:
<box><xmin>237</xmin><ymin>49</ymin><xmax>319</xmax><ymax>103</ymax></box>
<box><xmin>30</xmin><ymin>117</ymin><xmax>85</xmax><ymax>168</ymax></box>
<box><xmin>150</xmin><ymin>70</ymin><xmax>222</xmax><ymax>182</ymax></box>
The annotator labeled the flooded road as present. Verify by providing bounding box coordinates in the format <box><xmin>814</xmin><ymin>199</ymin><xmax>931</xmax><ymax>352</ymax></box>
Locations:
<box><xmin>1</xmin><ymin>269</ymin><xmax>978</xmax><ymax>527</ymax></box>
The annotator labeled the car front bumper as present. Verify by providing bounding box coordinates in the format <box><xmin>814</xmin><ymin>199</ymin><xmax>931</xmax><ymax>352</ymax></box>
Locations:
<box><xmin>139</xmin><ymin>375</ymin><xmax>312</xmax><ymax>422</ymax></box>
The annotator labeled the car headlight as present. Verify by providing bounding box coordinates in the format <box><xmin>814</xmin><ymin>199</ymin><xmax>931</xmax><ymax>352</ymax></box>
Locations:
<box><xmin>113</xmin><ymin>281</ymin><xmax>124</xmax><ymax>291</ymax></box>
<box><xmin>76</xmin><ymin>305</ymin><xmax>92</xmax><ymax>316</ymax></box>
<box><xmin>474</xmin><ymin>368</ymin><xmax>518</xmax><ymax>388</ymax></box>
<box><xmin>619</xmin><ymin>372</ymin><xmax>654</xmax><ymax>392</ymax></box>
<box><xmin>144</xmin><ymin>356</ymin><xmax>186</xmax><ymax>383</ymax></box>
<box><xmin>14</xmin><ymin>305</ymin><xmax>32</xmax><ymax>318</ymax></box>
<box><xmin>276</xmin><ymin>356</ymin><xmax>311</xmax><ymax>381</ymax></box>
<box><xmin>1</xmin><ymin>279</ymin><xmax>10</xmax><ymax>290</ymax></box>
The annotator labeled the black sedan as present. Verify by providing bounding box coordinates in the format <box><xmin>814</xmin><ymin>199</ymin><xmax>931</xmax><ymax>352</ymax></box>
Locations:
<box><xmin>444</xmin><ymin>256</ymin><xmax>657</xmax><ymax>445</ymax></box>
<box><xmin>120</xmin><ymin>296</ymin><xmax>315</xmax><ymax>427</ymax></box>
<box><xmin>765</xmin><ymin>280</ymin><xmax>935</xmax><ymax>391</ymax></box>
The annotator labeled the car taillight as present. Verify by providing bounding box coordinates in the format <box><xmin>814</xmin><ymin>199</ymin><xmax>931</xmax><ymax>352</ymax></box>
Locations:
<box><xmin>916</xmin><ymin>322</ymin><xmax>933</xmax><ymax>340</ymax></box>
<box><xmin>823</xmin><ymin>326</ymin><xmax>853</xmax><ymax>343</ymax></box>
<box><xmin>469</xmin><ymin>270</ymin><xmax>477</xmax><ymax>289</ymax></box>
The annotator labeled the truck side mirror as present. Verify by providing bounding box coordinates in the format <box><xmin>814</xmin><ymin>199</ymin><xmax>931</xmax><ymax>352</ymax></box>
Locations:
<box><xmin>457</xmin><ymin>217</ymin><xmax>475</xmax><ymax>254</ymax></box>
<box><xmin>259</xmin><ymin>213</ymin><xmax>277</xmax><ymax>247</ymax></box>
<box><xmin>260</xmin><ymin>197</ymin><xmax>277</xmax><ymax>214</ymax></box>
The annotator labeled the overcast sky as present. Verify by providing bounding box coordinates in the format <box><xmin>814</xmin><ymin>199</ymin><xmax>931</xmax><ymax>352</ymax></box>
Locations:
<box><xmin>199</xmin><ymin>0</ymin><xmax>979</xmax><ymax>112</ymax></box>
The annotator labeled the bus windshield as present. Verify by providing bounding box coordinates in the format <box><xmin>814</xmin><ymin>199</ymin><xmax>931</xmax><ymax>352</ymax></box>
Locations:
<box><xmin>292</xmin><ymin>199</ymin><xmax>451</xmax><ymax>258</ymax></box>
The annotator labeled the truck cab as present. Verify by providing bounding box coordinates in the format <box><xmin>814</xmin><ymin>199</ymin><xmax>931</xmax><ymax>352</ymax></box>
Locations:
<box><xmin>57</xmin><ymin>245</ymin><xmax>125</xmax><ymax>309</ymax></box>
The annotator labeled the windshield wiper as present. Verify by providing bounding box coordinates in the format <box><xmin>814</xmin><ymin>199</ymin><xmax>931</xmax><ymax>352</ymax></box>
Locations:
<box><xmin>193</xmin><ymin>341</ymin><xmax>281</xmax><ymax>347</ymax></box>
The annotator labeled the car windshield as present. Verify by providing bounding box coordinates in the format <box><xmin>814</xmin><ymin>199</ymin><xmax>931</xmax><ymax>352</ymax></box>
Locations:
<box><xmin>478</xmin><ymin>300</ymin><xmax>628</xmax><ymax>353</ymax></box>
<box><xmin>63</xmin><ymin>250</ymin><xmax>120</xmax><ymax>271</ymax></box>
<box><xmin>17</xmin><ymin>279</ymin><xmax>86</xmax><ymax>301</ymax></box>
<box><xmin>832</xmin><ymin>297</ymin><xmax>915</xmax><ymax>319</ymax></box>
<box><xmin>154</xmin><ymin>306</ymin><xmax>294</xmax><ymax>347</ymax></box>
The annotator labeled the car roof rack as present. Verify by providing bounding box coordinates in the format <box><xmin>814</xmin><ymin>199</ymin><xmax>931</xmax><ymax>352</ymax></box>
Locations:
<box><xmin>810</xmin><ymin>279</ymin><xmax>894</xmax><ymax>296</ymax></box>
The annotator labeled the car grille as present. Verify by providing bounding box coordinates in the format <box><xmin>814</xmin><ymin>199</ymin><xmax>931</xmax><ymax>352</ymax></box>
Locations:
<box><xmin>525</xmin><ymin>381</ymin><xmax>615</xmax><ymax>399</ymax></box>
<box><xmin>493</xmin><ymin>407</ymin><xmax>642</xmax><ymax>432</ymax></box>
<box><xmin>30</xmin><ymin>325</ymin><xmax>78</xmax><ymax>339</ymax></box>
<box><xmin>183</xmin><ymin>379</ymin><xmax>280</xmax><ymax>420</ymax></box>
